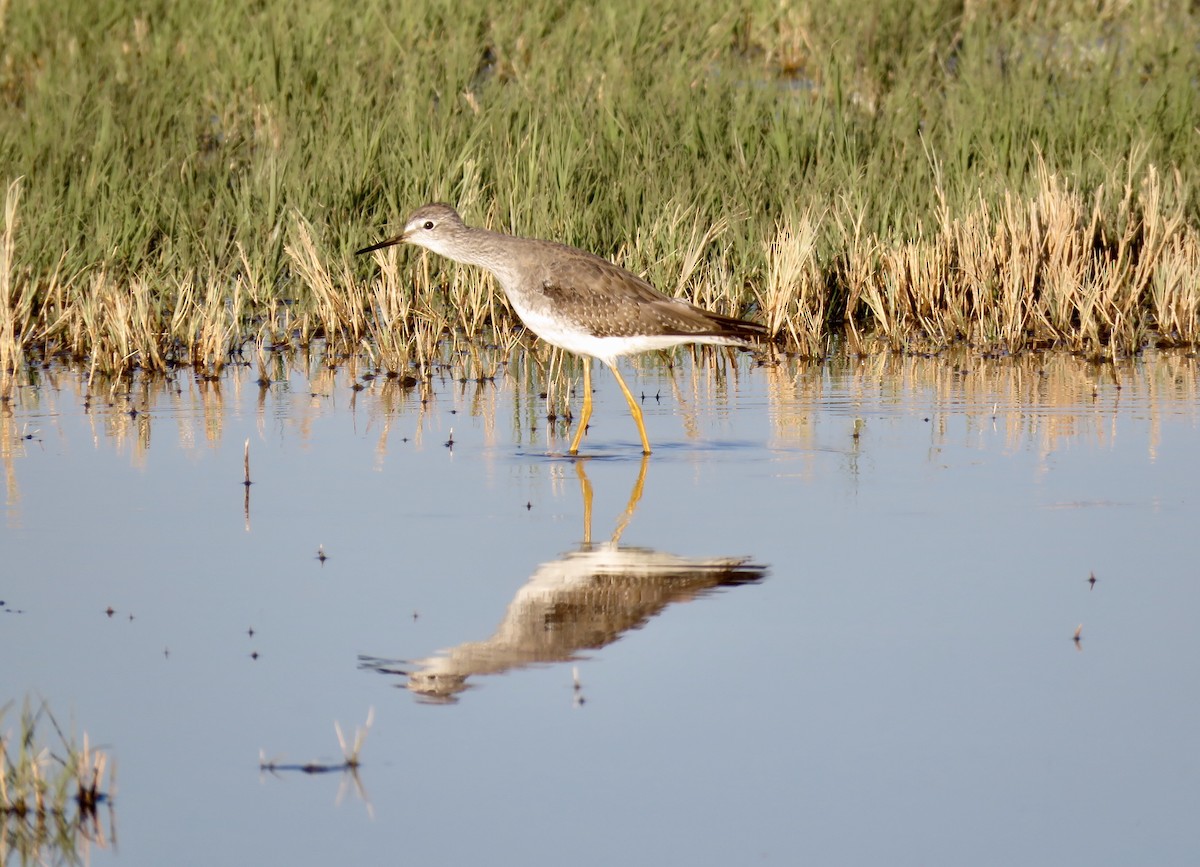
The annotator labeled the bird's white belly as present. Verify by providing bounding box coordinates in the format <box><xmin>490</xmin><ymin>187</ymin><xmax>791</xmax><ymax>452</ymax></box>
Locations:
<box><xmin>514</xmin><ymin>306</ymin><xmax>696</xmax><ymax>362</ymax></box>
<box><xmin>509</xmin><ymin>297</ymin><xmax>733</xmax><ymax>364</ymax></box>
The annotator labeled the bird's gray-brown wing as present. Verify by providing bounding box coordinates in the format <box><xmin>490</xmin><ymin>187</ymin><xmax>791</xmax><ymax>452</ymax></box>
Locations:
<box><xmin>537</xmin><ymin>250</ymin><xmax>764</xmax><ymax>340</ymax></box>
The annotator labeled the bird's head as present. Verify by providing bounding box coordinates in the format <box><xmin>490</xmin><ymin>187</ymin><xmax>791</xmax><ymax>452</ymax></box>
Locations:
<box><xmin>356</xmin><ymin>203</ymin><xmax>466</xmax><ymax>258</ymax></box>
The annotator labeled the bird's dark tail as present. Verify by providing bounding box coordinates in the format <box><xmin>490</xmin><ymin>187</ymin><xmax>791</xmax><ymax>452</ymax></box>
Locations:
<box><xmin>703</xmin><ymin>311</ymin><xmax>770</xmax><ymax>342</ymax></box>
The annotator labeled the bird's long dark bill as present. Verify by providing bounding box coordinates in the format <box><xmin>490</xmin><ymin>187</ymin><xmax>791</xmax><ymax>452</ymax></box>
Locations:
<box><xmin>355</xmin><ymin>235</ymin><xmax>406</xmax><ymax>256</ymax></box>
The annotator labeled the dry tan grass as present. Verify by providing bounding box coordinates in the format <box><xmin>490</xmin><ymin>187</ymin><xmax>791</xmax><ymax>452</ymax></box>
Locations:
<box><xmin>286</xmin><ymin>212</ymin><xmax>366</xmax><ymax>347</ymax></box>
<box><xmin>1</xmin><ymin>178</ymin><xmax>34</xmax><ymax>397</ymax></box>
<box><xmin>837</xmin><ymin>152</ymin><xmax>1198</xmax><ymax>355</ymax></box>
<box><xmin>757</xmin><ymin>210</ymin><xmax>826</xmax><ymax>356</ymax></box>
<box><xmin>357</xmin><ymin>239</ymin><xmax>457</xmax><ymax>374</ymax></box>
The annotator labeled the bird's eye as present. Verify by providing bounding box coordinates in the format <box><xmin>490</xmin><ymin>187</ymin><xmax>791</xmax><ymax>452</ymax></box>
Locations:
<box><xmin>423</xmin><ymin>221</ymin><xmax>435</xmax><ymax>230</ymax></box>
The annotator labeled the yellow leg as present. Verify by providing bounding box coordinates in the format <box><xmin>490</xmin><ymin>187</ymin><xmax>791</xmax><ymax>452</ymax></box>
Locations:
<box><xmin>608</xmin><ymin>362</ymin><xmax>652</xmax><ymax>455</ymax></box>
<box><xmin>609</xmin><ymin>455</ymin><xmax>649</xmax><ymax>545</ymax></box>
<box><xmin>569</xmin><ymin>361</ymin><xmax>592</xmax><ymax>455</ymax></box>
<box><xmin>574</xmin><ymin>459</ymin><xmax>594</xmax><ymax>546</ymax></box>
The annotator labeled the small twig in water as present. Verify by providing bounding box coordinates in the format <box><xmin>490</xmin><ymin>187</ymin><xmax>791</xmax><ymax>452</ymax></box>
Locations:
<box><xmin>259</xmin><ymin>708</ymin><xmax>375</xmax><ymax>774</ymax></box>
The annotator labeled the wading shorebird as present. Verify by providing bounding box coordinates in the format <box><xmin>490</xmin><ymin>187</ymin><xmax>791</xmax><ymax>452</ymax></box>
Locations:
<box><xmin>357</xmin><ymin>203</ymin><xmax>766</xmax><ymax>454</ymax></box>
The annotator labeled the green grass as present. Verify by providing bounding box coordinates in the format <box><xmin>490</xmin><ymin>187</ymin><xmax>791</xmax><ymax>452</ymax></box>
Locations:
<box><xmin>2</xmin><ymin>0</ymin><xmax>1199</xmax><ymax>383</ymax></box>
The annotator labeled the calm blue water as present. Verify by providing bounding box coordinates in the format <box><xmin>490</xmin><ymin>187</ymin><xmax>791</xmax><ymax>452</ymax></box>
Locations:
<box><xmin>3</xmin><ymin>348</ymin><xmax>1198</xmax><ymax>866</ymax></box>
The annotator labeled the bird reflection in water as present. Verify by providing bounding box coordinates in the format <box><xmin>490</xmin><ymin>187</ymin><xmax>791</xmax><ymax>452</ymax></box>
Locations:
<box><xmin>360</xmin><ymin>458</ymin><xmax>767</xmax><ymax>703</ymax></box>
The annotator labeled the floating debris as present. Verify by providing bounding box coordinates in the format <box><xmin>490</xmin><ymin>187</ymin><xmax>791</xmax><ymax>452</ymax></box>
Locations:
<box><xmin>260</xmin><ymin>708</ymin><xmax>374</xmax><ymax>775</ymax></box>
<box><xmin>572</xmin><ymin>666</ymin><xmax>585</xmax><ymax>708</ymax></box>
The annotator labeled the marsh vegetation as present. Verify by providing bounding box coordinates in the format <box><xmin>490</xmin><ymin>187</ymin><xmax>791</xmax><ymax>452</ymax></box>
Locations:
<box><xmin>0</xmin><ymin>699</ymin><xmax>114</xmax><ymax>864</ymax></box>
<box><xmin>2</xmin><ymin>0</ymin><xmax>1198</xmax><ymax>390</ymax></box>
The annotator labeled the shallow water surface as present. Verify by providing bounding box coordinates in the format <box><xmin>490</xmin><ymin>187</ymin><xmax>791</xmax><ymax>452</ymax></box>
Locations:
<box><xmin>3</xmin><ymin>348</ymin><xmax>1199</xmax><ymax>866</ymax></box>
